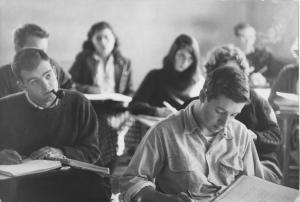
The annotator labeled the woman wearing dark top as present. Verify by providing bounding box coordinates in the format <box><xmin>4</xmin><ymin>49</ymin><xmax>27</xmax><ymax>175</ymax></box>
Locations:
<box><xmin>184</xmin><ymin>44</ymin><xmax>282</xmax><ymax>184</ymax></box>
<box><xmin>69</xmin><ymin>22</ymin><xmax>134</xmax><ymax>168</ymax></box>
<box><xmin>129</xmin><ymin>34</ymin><xmax>205</xmax><ymax>117</ymax></box>
<box><xmin>69</xmin><ymin>21</ymin><xmax>133</xmax><ymax>95</ymax></box>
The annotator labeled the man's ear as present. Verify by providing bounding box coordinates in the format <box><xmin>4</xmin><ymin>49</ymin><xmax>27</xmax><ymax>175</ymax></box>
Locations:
<box><xmin>199</xmin><ymin>88</ymin><xmax>206</xmax><ymax>102</ymax></box>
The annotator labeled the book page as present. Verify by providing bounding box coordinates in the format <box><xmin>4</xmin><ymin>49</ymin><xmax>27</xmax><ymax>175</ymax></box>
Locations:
<box><xmin>213</xmin><ymin>175</ymin><xmax>298</xmax><ymax>202</ymax></box>
<box><xmin>84</xmin><ymin>93</ymin><xmax>132</xmax><ymax>102</ymax></box>
<box><xmin>0</xmin><ymin>159</ymin><xmax>62</xmax><ymax>177</ymax></box>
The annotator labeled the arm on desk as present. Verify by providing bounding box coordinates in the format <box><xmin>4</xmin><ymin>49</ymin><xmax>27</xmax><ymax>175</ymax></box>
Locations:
<box><xmin>0</xmin><ymin>149</ymin><xmax>22</xmax><ymax>165</ymax></box>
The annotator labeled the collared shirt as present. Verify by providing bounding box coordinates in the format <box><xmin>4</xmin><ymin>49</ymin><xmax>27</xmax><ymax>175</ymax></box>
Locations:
<box><xmin>120</xmin><ymin>100</ymin><xmax>264</xmax><ymax>201</ymax></box>
<box><xmin>93</xmin><ymin>54</ymin><xmax>115</xmax><ymax>93</ymax></box>
<box><xmin>25</xmin><ymin>92</ymin><xmax>58</xmax><ymax>110</ymax></box>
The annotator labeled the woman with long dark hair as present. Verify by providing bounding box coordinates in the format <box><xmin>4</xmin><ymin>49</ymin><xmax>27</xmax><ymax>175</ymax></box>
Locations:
<box><xmin>129</xmin><ymin>34</ymin><xmax>205</xmax><ymax>117</ymax></box>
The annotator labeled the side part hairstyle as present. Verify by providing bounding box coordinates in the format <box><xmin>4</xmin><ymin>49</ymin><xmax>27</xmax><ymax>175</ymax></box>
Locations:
<box><xmin>12</xmin><ymin>48</ymin><xmax>50</xmax><ymax>81</ymax></box>
<box><xmin>13</xmin><ymin>24</ymin><xmax>49</xmax><ymax>49</ymax></box>
<box><xmin>204</xmin><ymin>44</ymin><xmax>250</xmax><ymax>74</ymax></box>
<box><xmin>82</xmin><ymin>21</ymin><xmax>121</xmax><ymax>58</ymax></box>
<box><xmin>163</xmin><ymin>34</ymin><xmax>202</xmax><ymax>90</ymax></box>
<box><xmin>200</xmin><ymin>66</ymin><xmax>250</xmax><ymax>103</ymax></box>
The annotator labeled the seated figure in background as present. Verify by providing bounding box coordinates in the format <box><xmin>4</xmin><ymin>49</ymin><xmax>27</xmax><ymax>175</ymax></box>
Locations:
<box><xmin>183</xmin><ymin>44</ymin><xmax>282</xmax><ymax>184</ymax></box>
<box><xmin>125</xmin><ymin>34</ymin><xmax>205</xmax><ymax>157</ymax></box>
<box><xmin>268</xmin><ymin>39</ymin><xmax>298</xmax><ymax>188</ymax></box>
<box><xmin>0</xmin><ymin>23</ymin><xmax>72</xmax><ymax>98</ymax></box>
<box><xmin>234</xmin><ymin>22</ymin><xmax>285</xmax><ymax>86</ymax></box>
<box><xmin>69</xmin><ymin>21</ymin><xmax>134</xmax><ymax>169</ymax></box>
<box><xmin>0</xmin><ymin>48</ymin><xmax>111</xmax><ymax>202</ymax></box>
<box><xmin>121</xmin><ymin>66</ymin><xmax>264</xmax><ymax>202</ymax></box>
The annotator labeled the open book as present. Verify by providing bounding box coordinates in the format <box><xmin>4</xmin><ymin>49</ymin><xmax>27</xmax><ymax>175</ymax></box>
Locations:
<box><xmin>213</xmin><ymin>175</ymin><xmax>299</xmax><ymax>202</ymax></box>
<box><xmin>0</xmin><ymin>159</ymin><xmax>62</xmax><ymax>177</ymax></box>
<box><xmin>84</xmin><ymin>93</ymin><xmax>132</xmax><ymax>103</ymax></box>
<box><xmin>0</xmin><ymin>158</ymin><xmax>110</xmax><ymax>177</ymax></box>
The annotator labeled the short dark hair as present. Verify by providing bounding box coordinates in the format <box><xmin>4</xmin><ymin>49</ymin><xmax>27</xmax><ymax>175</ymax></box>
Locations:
<box><xmin>204</xmin><ymin>44</ymin><xmax>250</xmax><ymax>73</ymax></box>
<box><xmin>12</xmin><ymin>48</ymin><xmax>50</xmax><ymax>81</ymax></box>
<box><xmin>14</xmin><ymin>24</ymin><xmax>49</xmax><ymax>49</ymax></box>
<box><xmin>202</xmin><ymin>66</ymin><xmax>250</xmax><ymax>103</ymax></box>
<box><xmin>233</xmin><ymin>22</ymin><xmax>254</xmax><ymax>37</ymax></box>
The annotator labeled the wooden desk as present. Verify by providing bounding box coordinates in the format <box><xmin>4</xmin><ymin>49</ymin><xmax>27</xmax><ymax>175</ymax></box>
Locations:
<box><xmin>275</xmin><ymin>102</ymin><xmax>299</xmax><ymax>185</ymax></box>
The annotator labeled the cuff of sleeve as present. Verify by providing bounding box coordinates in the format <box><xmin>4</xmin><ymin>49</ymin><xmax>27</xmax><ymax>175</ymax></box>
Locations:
<box><xmin>123</xmin><ymin>180</ymin><xmax>155</xmax><ymax>202</ymax></box>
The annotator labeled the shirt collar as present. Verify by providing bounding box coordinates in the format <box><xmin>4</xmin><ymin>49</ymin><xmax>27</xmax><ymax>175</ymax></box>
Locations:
<box><xmin>183</xmin><ymin>100</ymin><xmax>233</xmax><ymax>140</ymax></box>
<box><xmin>25</xmin><ymin>92</ymin><xmax>58</xmax><ymax>110</ymax></box>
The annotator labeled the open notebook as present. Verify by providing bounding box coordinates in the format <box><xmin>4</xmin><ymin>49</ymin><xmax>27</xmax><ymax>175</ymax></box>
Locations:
<box><xmin>84</xmin><ymin>93</ymin><xmax>132</xmax><ymax>103</ymax></box>
<box><xmin>213</xmin><ymin>175</ymin><xmax>299</xmax><ymax>202</ymax></box>
<box><xmin>0</xmin><ymin>159</ymin><xmax>61</xmax><ymax>177</ymax></box>
<box><xmin>0</xmin><ymin>158</ymin><xmax>110</xmax><ymax>177</ymax></box>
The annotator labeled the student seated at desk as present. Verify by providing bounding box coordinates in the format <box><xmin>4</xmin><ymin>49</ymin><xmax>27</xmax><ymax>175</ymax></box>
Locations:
<box><xmin>69</xmin><ymin>21</ymin><xmax>134</xmax><ymax>169</ymax></box>
<box><xmin>234</xmin><ymin>22</ymin><xmax>285</xmax><ymax>86</ymax></box>
<box><xmin>128</xmin><ymin>34</ymin><xmax>204</xmax><ymax>117</ymax></box>
<box><xmin>125</xmin><ymin>34</ymin><xmax>205</xmax><ymax>157</ymax></box>
<box><xmin>0</xmin><ymin>23</ymin><xmax>72</xmax><ymax>98</ymax></box>
<box><xmin>268</xmin><ymin>39</ymin><xmax>298</xmax><ymax>186</ymax></box>
<box><xmin>69</xmin><ymin>21</ymin><xmax>133</xmax><ymax>95</ymax></box>
<box><xmin>183</xmin><ymin>44</ymin><xmax>282</xmax><ymax>184</ymax></box>
<box><xmin>120</xmin><ymin>66</ymin><xmax>264</xmax><ymax>202</ymax></box>
<box><xmin>0</xmin><ymin>48</ymin><xmax>111</xmax><ymax>202</ymax></box>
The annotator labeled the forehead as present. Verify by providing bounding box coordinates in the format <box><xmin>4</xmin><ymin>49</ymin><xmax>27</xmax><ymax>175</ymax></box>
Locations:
<box><xmin>93</xmin><ymin>28</ymin><xmax>114</xmax><ymax>37</ymax></box>
<box><xmin>238</xmin><ymin>27</ymin><xmax>255</xmax><ymax>36</ymax></box>
<box><xmin>23</xmin><ymin>36</ymin><xmax>48</xmax><ymax>51</ymax></box>
<box><xmin>176</xmin><ymin>48</ymin><xmax>192</xmax><ymax>56</ymax></box>
<box><xmin>20</xmin><ymin>60</ymin><xmax>52</xmax><ymax>81</ymax></box>
<box><xmin>207</xmin><ymin>95</ymin><xmax>246</xmax><ymax>113</ymax></box>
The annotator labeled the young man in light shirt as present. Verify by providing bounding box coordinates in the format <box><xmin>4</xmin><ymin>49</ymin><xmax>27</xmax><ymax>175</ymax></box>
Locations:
<box><xmin>120</xmin><ymin>66</ymin><xmax>264</xmax><ymax>202</ymax></box>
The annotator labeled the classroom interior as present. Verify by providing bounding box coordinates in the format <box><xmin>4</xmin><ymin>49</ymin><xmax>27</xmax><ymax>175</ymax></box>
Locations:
<box><xmin>0</xmin><ymin>0</ymin><xmax>299</xmax><ymax>201</ymax></box>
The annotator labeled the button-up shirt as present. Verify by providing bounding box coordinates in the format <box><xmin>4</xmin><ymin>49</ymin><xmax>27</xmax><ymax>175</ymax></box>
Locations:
<box><xmin>120</xmin><ymin>100</ymin><xmax>264</xmax><ymax>201</ymax></box>
<box><xmin>93</xmin><ymin>54</ymin><xmax>115</xmax><ymax>93</ymax></box>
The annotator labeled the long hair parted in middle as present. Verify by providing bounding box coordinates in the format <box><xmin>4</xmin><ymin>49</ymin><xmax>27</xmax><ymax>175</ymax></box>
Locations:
<box><xmin>162</xmin><ymin>34</ymin><xmax>202</xmax><ymax>90</ymax></box>
<box><xmin>81</xmin><ymin>21</ymin><xmax>122</xmax><ymax>59</ymax></box>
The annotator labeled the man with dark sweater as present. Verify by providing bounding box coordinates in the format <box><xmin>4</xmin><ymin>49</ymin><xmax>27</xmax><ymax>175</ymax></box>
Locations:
<box><xmin>0</xmin><ymin>23</ymin><xmax>72</xmax><ymax>98</ymax></box>
<box><xmin>0</xmin><ymin>48</ymin><xmax>111</xmax><ymax>202</ymax></box>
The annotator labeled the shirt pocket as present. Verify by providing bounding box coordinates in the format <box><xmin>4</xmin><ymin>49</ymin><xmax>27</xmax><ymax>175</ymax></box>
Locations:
<box><xmin>219</xmin><ymin>156</ymin><xmax>243</xmax><ymax>185</ymax></box>
<box><xmin>167</xmin><ymin>155</ymin><xmax>193</xmax><ymax>189</ymax></box>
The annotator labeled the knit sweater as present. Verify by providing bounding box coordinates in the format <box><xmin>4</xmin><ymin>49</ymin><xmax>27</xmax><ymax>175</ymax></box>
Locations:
<box><xmin>0</xmin><ymin>90</ymin><xmax>100</xmax><ymax>163</ymax></box>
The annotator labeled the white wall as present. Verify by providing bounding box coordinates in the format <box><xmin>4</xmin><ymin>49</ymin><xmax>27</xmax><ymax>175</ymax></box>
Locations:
<box><xmin>0</xmin><ymin>0</ymin><xmax>298</xmax><ymax>89</ymax></box>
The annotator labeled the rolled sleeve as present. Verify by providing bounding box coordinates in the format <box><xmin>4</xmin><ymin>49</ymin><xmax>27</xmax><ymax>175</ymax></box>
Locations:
<box><xmin>120</xmin><ymin>125</ymin><xmax>165</xmax><ymax>201</ymax></box>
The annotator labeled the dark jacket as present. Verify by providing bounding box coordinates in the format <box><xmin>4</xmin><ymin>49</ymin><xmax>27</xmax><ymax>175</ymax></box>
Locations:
<box><xmin>69</xmin><ymin>50</ymin><xmax>133</xmax><ymax>96</ymax></box>
<box><xmin>0</xmin><ymin>59</ymin><xmax>73</xmax><ymax>98</ymax></box>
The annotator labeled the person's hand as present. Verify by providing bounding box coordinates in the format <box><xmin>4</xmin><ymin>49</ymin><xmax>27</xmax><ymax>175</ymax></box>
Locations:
<box><xmin>30</xmin><ymin>146</ymin><xmax>65</xmax><ymax>160</ymax></box>
<box><xmin>250</xmin><ymin>73</ymin><xmax>268</xmax><ymax>87</ymax></box>
<box><xmin>87</xmin><ymin>85</ymin><xmax>101</xmax><ymax>94</ymax></box>
<box><xmin>163</xmin><ymin>101</ymin><xmax>178</xmax><ymax>113</ymax></box>
<box><xmin>0</xmin><ymin>149</ymin><xmax>23</xmax><ymax>165</ymax></box>
<box><xmin>155</xmin><ymin>107</ymin><xmax>174</xmax><ymax>117</ymax></box>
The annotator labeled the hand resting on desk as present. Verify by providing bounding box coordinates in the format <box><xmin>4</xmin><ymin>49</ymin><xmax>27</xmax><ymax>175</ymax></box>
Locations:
<box><xmin>30</xmin><ymin>146</ymin><xmax>65</xmax><ymax>160</ymax></box>
<box><xmin>0</xmin><ymin>149</ymin><xmax>23</xmax><ymax>165</ymax></box>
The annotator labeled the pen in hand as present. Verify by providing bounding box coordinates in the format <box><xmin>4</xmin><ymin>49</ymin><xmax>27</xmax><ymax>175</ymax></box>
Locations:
<box><xmin>163</xmin><ymin>101</ymin><xmax>177</xmax><ymax>113</ymax></box>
